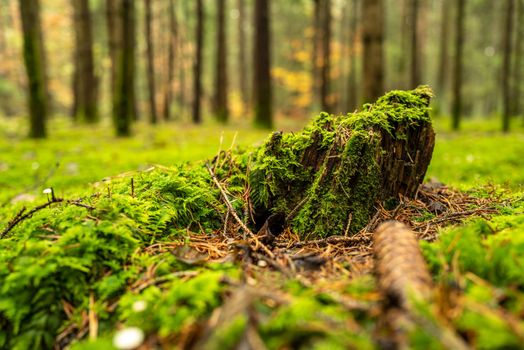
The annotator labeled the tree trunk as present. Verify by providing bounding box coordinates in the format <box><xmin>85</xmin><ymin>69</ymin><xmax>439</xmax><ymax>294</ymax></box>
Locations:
<box><xmin>409</xmin><ymin>0</ymin><xmax>421</xmax><ymax>88</ymax></box>
<box><xmin>72</xmin><ymin>0</ymin><xmax>98</xmax><ymax>123</ymax></box>
<box><xmin>320</xmin><ymin>0</ymin><xmax>331</xmax><ymax>113</ymax></box>
<box><xmin>253</xmin><ymin>0</ymin><xmax>272</xmax><ymax>129</ymax></box>
<box><xmin>397</xmin><ymin>0</ymin><xmax>409</xmax><ymax>89</ymax></box>
<box><xmin>312</xmin><ymin>0</ymin><xmax>321</xmax><ymax>106</ymax></box>
<box><xmin>437</xmin><ymin>0</ymin><xmax>450</xmax><ymax>112</ymax></box>
<box><xmin>346</xmin><ymin>0</ymin><xmax>359</xmax><ymax>112</ymax></box>
<box><xmin>0</xmin><ymin>3</ymin><xmax>5</xmax><ymax>55</ymax></box>
<box><xmin>237</xmin><ymin>0</ymin><xmax>248</xmax><ymax>114</ymax></box>
<box><xmin>113</xmin><ymin>0</ymin><xmax>136</xmax><ymax>136</ymax></box>
<box><xmin>192</xmin><ymin>0</ymin><xmax>204</xmax><ymax>124</ymax></box>
<box><xmin>248</xmin><ymin>86</ymin><xmax>434</xmax><ymax>237</ymax></box>
<box><xmin>106</xmin><ymin>0</ymin><xmax>120</xmax><ymax>110</ymax></box>
<box><xmin>71</xmin><ymin>27</ymin><xmax>80</xmax><ymax>120</ymax></box>
<box><xmin>164</xmin><ymin>0</ymin><xmax>177</xmax><ymax>121</ymax></box>
<box><xmin>214</xmin><ymin>0</ymin><xmax>228</xmax><ymax>123</ymax></box>
<box><xmin>514</xmin><ymin>0</ymin><xmax>523</xmax><ymax>118</ymax></box>
<box><xmin>178</xmin><ymin>1</ymin><xmax>188</xmax><ymax>118</ymax></box>
<box><xmin>451</xmin><ymin>0</ymin><xmax>465</xmax><ymax>131</ymax></box>
<box><xmin>362</xmin><ymin>0</ymin><xmax>384</xmax><ymax>103</ymax></box>
<box><xmin>144</xmin><ymin>0</ymin><xmax>157</xmax><ymax>124</ymax></box>
<box><xmin>19</xmin><ymin>0</ymin><xmax>47</xmax><ymax>138</ymax></box>
<box><xmin>502</xmin><ymin>0</ymin><xmax>515</xmax><ymax>132</ymax></box>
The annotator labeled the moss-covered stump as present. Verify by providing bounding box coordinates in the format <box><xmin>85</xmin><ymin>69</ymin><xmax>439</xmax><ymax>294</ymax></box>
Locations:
<box><xmin>247</xmin><ymin>86</ymin><xmax>435</xmax><ymax>238</ymax></box>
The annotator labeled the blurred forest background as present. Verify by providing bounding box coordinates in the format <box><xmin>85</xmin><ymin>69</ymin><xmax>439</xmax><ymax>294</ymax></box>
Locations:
<box><xmin>0</xmin><ymin>0</ymin><xmax>522</xmax><ymax>138</ymax></box>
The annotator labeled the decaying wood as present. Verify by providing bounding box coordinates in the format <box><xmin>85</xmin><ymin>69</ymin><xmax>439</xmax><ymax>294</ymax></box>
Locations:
<box><xmin>250</xmin><ymin>86</ymin><xmax>435</xmax><ymax>237</ymax></box>
<box><xmin>374</xmin><ymin>220</ymin><xmax>432</xmax><ymax>308</ymax></box>
<box><xmin>373</xmin><ymin>220</ymin><xmax>469</xmax><ymax>350</ymax></box>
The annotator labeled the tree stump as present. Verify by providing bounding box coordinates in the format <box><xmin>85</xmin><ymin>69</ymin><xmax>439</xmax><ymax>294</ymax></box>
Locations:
<box><xmin>248</xmin><ymin>86</ymin><xmax>435</xmax><ymax>238</ymax></box>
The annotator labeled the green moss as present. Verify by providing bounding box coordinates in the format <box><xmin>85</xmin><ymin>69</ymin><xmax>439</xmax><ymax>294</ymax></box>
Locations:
<box><xmin>248</xmin><ymin>86</ymin><xmax>433</xmax><ymax>237</ymax></box>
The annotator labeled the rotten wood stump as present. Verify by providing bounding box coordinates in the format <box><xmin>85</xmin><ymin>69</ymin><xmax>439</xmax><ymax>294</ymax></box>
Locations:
<box><xmin>248</xmin><ymin>86</ymin><xmax>435</xmax><ymax>238</ymax></box>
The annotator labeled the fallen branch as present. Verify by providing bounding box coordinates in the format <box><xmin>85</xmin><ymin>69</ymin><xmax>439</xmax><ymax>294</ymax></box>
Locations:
<box><xmin>1</xmin><ymin>197</ymin><xmax>94</xmax><ymax>239</ymax></box>
<box><xmin>373</xmin><ymin>221</ymin><xmax>469</xmax><ymax>350</ymax></box>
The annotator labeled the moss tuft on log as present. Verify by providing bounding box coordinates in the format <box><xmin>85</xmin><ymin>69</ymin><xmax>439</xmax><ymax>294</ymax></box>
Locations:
<box><xmin>247</xmin><ymin>86</ymin><xmax>435</xmax><ymax>238</ymax></box>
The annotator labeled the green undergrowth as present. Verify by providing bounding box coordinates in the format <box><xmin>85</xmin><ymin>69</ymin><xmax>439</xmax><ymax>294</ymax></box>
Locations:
<box><xmin>1</xmin><ymin>91</ymin><xmax>524</xmax><ymax>348</ymax></box>
<box><xmin>0</xmin><ymin>166</ymin><xmax>230</xmax><ymax>349</ymax></box>
<box><xmin>420</xmin><ymin>194</ymin><xmax>524</xmax><ymax>349</ymax></box>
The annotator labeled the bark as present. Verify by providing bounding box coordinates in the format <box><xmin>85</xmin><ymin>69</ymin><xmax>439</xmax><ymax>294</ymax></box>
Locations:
<box><xmin>346</xmin><ymin>0</ymin><xmax>359</xmax><ymax>112</ymax></box>
<box><xmin>437</xmin><ymin>0</ymin><xmax>450</xmax><ymax>111</ymax></box>
<box><xmin>164</xmin><ymin>0</ymin><xmax>177</xmax><ymax>121</ymax></box>
<box><xmin>106</xmin><ymin>0</ymin><xmax>120</xmax><ymax>107</ymax></box>
<box><xmin>0</xmin><ymin>3</ymin><xmax>5</xmax><ymax>54</ymax></box>
<box><xmin>214</xmin><ymin>0</ymin><xmax>228</xmax><ymax>123</ymax></box>
<box><xmin>502</xmin><ymin>0</ymin><xmax>515</xmax><ymax>132</ymax></box>
<box><xmin>113</xmin><ymin>0</ymin><xmax>136</xmax><ymax>136</ymax></box>
<box><xmin>451</xmin><ymin>0</ymin><xmax>465</xmax><ymax>131</ymax></box>
<box><xmin>19</xmin><ymin>0</ymin><xmax>47</xmax><ymax>138</ymax></box>
<box><xmin>397</xmin><ymin>0</ymin><xmax>409</xmax><ymax>89</ymax></box>
<box><xmin>144</xmin><ymin>0</ymin><xmax>157</xmax><ymax>124</ymax></box>
<box><xmin>192</xmin><ymin>0</ymin><xmax>204</xmax><ymax>124</ymax></box>
<box><xmin>373</xmin><ymin>221</ymin><xmax>469</xmax><ymax>350</ymax></box>
<box><xmin>71</xmin><ymin>30</ymin><xmax>80</xmax><ymax>120</ymax></box>
<box><xmin>320</xmin><ymin>0</ymin><xmax>331</xmax><ymax>113</ymax></box>
<box><xmin>515</xmin><ymin>0</ymin><xmax>523</xmax><ymax>118</ymax></box>
<box><xmin>178</xmin><ymin>1</ymin><xmax>187</xmax><ymax>118</ymax></box>
<box><xmin>362</xmin><ymin>0</ymin><xmax>385</xmax><ymax>103</ymax></box>
<box><xmin>374</xmin><ymin>221</ymin><xmax>432</xmax><ymax>311</ymax></box>
<box><xmin>237</xmin><ymin>0</ymin><xmax>248</xmax><ymax>113</ymax></box>
<box><xmin>253</xmin><ymin>0</ymin><xmax>272</xmax><ymax>128</ymax></box>
<box><xmin>409</xmin><ymin>0</ymin><xmax>421</xmax><ymax>88</ymax></box>
<box><xmin>249</xmin><ymin>86</ymin><xmax>434</xmax><ymax>237</ymax></box>
<box><xmin>72</xmin><ymin>0</ymin><xmax>98</xmax><ymax>123</ymax></box>
<box><xmin>337</xmin><ymin>2</ymin><xmax>348</xmax><ymax>113</ymax></box>
<box><xmin>312</xmin><ymin>0</ymin><xmax>321</xmax><ymax>104</ymax></box>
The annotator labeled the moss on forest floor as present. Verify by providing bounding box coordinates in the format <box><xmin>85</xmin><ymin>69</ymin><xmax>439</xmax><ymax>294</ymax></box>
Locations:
<box><xmin>1</xmin><ymin>88</ymin><xmax>524</xmax><ymax>349</ymax></box>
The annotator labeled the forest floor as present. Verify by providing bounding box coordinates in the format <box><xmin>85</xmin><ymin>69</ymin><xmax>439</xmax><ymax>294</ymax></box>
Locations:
<box><xmin>1</xmin><ymin>116</ymin><xmax>524</xmax><ymax>349</ymax></box>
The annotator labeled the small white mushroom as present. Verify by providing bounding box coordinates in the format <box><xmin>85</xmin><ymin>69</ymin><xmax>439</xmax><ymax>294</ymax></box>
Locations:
<box><xmin>132</xmin><ymin>300</ymin><xmax>147</xmax><ymax>312</ymax></box>
<box><xmin>113</xmin><ymin>327</ymin><xmax>145</xmax><ymax>350</ymax></box>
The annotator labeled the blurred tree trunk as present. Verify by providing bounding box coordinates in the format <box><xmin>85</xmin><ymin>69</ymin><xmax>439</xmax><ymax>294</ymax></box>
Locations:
<box><xmin>106</xmin><ymin>0</ymin><xmax>120</xmax><ymax>108</ymax></box>
<box><xmin>71</xmin><ymin>18</ymin><xmax>81</xmax><ymax>121</ymax></box>
<box><xmin>397</xmin><ymin>0</ymin><xmax>409</xmax><ymax>89</ymax></box>
<box><xmin>0</xmin><ymin>3</ymin><xmax>5</xmax><ymax>54</ymax></box>
<box><xmin>362</xmin><ymin>0</ymin><xmax>384</xmax><ymax>103</ymax></box>
<box><xmin>144</xmin><ymin>0</ymin><xmax>157</xmax><ymax>124</ymax></box>
<box><xmin>320</xmin><ymin>0</ymin><xmax>331</xmax><ymax>112</ymax></box>
<box><xmin>409</xmin><ymin>0</ymin><xmax>421</xmax><ymax>88</ymax></box>
<box><xmin>253</xmin><ymin>0</ymin><xmax>272</xmax><ymax>128</ymax></box>
<box><xmin>113</xmin><ymin>0</ymin><xmax>136</xmax><ymax>136</ymax></box>
<box><xmin>164</xmin><ymin>0</ymin><xmax>177</xmax><ymax>121</ymax></box>
<box><xmin>337</xmin><ymin>1</ymin><xmax>348</xmax><ymax>112</ymax></box>
<box><xmin>72</xmin><ymin>0</ymin><xmax>98</xmax><ymax>123</ymax></box>
<box><xmin>451</xmin><ymin>0</ymin><xmax>465</xmax><ymax>131</ymax></box>
<box><xmin>502</xmin><ymin>0</ymin><xmax>514</xmax><ymax>132</ymax></box>
<box><xmin>19</xmin><ymin>0</ymin><xmax>47</xmax><ymax>138</ymax></box>
<box><xmin>192</xmin><ymin>0</ymin><xmax>203</xmax><ymax>124</ymax></box>
<box><xmin>312</xmin><ymin>0</ymin><xmax>320</xmax><ymax>106</ymax></box>
<box><xmin>437</xmin><ymin>0</ymin><xmax>450</xmax><ymax>112</ymax></box>
<box><xmin>346</xmin><ymin>0</ymin><xmax>359</xmax><ymax>112</ymax></box>
<box><xmin>237</xmin><ymin>0</ymin><xmax>248</xmax><ymax>113</ymax></box>
<box><xmin>514</xmin><ymin>0</ymin><xmax>523</xmax><ymax>118</ymax></box>
<box><xmin>214</xmin><ymin>0</ymin><xmax>228</xmax><ymax>123</ymax></box>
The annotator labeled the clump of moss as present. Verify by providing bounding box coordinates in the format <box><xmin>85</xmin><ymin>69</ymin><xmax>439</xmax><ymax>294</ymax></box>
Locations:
<box><xmin>248</xmin><ymin>86</ymin><xmax>434</xmax><ymax>237</ymax></box>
